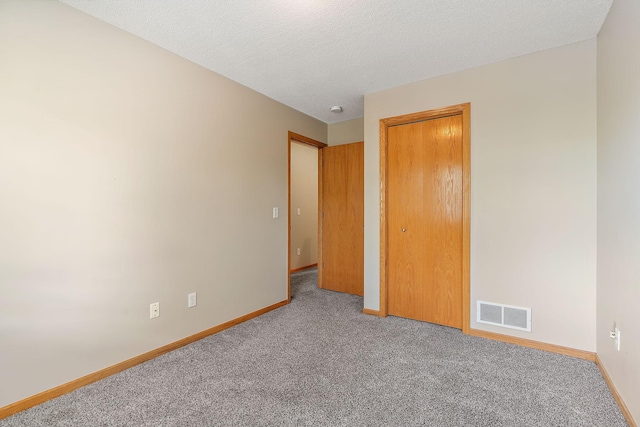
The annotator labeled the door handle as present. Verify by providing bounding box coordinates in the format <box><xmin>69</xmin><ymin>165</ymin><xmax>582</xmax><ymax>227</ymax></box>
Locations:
<box><xmin>402</xmin><ymin>228</ymin><xmax>406</xmax><ymax>232</ymax></box>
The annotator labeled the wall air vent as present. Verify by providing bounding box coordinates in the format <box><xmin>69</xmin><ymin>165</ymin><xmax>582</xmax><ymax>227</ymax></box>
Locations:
<box><xmin>477</xmin><ymin>301</ymin><xmax>531</xmax><ymax>332</ymax></box>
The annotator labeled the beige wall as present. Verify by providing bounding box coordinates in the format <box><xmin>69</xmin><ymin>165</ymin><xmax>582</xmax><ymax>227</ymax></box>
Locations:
<box><xmin>597</xmin><ymin>0</ymin><xmax>640</xmax><ymax>420</ymax></box>
<box><xmin>364</xmin><ymin>40</ymin><xmax>598</xmax><ymax>351</ymax></box>
<box><xmin>290</xmin><ymin>142</ymin><xmax>318</xmax><ymax>270</ymax></box>
<box><xmin>0</xmin><ymin>1</ymin><xmax>325</xmax><ymax>407</ymax></box>
<box><xmin>328</xmin><ymin>118</ymin><xmax>364</xmax><ymax>146</ymax></box>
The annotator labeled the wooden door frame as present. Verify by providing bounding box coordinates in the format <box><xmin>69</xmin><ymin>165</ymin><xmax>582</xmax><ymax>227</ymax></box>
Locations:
<box><xmin>287</xmin><ymin>131</ymin><xmax>327</xmax><ymax>302</ymax></box>
<box><xmin>379</xmin><ymin>103</ymin><xmax>471</xmax><ymax>333</ymax></box>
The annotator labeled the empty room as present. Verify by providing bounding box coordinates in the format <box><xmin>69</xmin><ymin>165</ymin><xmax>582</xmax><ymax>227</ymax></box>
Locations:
<box><xmin>0</xmin><ymin>0</ymin><xmax>638</xmax><ymax>426</ymax></box>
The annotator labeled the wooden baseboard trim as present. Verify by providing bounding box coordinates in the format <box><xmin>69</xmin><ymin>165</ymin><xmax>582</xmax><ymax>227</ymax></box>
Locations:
<box><xmin>289</xmin><ymin>263</ymin><xmax>318</xmax><ymax>274</ymax></box>
<box><xmin>595</xmin><ymin>355</ymin><xmax>637</xmax><ymax>427</ymax></box>
<box><xmin>0</xmin><ymin>299</ymin><xmax>289</xmax><ymax>421</ymax></box>
<box><xmin>467</xmin><ymin>328</ymin><xmax>596</xmax><ymax>361</ymax></box>
<box><xmin>362</xmin><ymin>308</ymin><xmax>381</xmax><ymax>316</ymax></box>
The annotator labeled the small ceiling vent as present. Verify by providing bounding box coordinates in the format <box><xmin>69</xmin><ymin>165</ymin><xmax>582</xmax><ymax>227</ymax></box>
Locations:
<box><xmin>477</xmin><ymin>301</ymin><xmax>531</xmax><ymax>332</ymax></box>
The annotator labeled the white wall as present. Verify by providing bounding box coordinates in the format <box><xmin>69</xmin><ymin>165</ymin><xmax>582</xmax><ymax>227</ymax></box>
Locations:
<box><xmin>290</xmin><ymin>142</ymin><xmax>318</xmax><ymax>270</ymax></box>
<box><xmin>364</xmin><ymin>40</ymin><xmax>598</xmax><ymax>351</ymax></box>
<box><xmin>328</xmin><ymin>118</ymin><xmax>364</xmax><ymax>146</ymax></box>
<box><xmin>597</xmin><ymin>0</ymin><xmax>640</xmax><ymax>420</ymax></box>
<box><xmin>0</xmin><ymin>1</ymin><xmax>325</xmax><ymax>407</ymax></box>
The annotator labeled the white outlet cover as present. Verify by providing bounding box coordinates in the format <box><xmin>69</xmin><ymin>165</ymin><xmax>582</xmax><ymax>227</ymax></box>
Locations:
<box><xmin>150</xmin><ymin>302</ymin><xmax>160</xmax><ymax>319</ymax></box>
<box><xmin>188</xmin><ymin>292</ymin><xmax>197</xmax><ymax>308</ymax></box>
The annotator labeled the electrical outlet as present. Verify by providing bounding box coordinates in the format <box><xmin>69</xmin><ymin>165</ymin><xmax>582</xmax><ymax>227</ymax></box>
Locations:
<box><xmin>150</xmin><ymin>302</ymin><xmax>159</xmax><ymax>319</ymax></box>
<box><xmin>615</xmin><ymin>328</ymin><xmax>621</xmax><ymax>351</ymax></box>
<box><xmin>188</xmin><ymin>292</ymin><xmax>197</xmax><ymax>308</ymax></box>
<box><xmin>609</xmin><ymin>321</ymin><xmax>617</xmax><ymax>339</ymax></box>
<box><xmin>297</xmin><ymin>248</ymin><xmax>301</xmax><ymax>255</ymax></box>
<box><xmin>609</xmin><ymin>322</ymin><xmax>616</xmax><ymax>339</ymax></box>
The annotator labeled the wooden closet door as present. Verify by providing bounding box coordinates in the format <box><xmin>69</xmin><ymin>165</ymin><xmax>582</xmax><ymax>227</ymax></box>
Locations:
<box><xmin>387</xmin><ymin>115</ymin><xmax>463</xmax><ymax>328</ymax></box>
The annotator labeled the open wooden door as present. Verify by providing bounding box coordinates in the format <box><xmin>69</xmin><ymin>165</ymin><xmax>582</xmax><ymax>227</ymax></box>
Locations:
<box><xmin>318</xmin><ymin>142</ymin><xmax>364</xmax><ymax>296</ymax></box>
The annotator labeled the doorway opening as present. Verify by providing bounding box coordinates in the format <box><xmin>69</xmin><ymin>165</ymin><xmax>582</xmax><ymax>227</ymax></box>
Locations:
<box><xmin>287</xmin><ymin>132</ymin><xmax>326</xmax><ymax>302</ymax></box>
<box><xmin>290</xmin><ymin>140</ymin><xmax>320</xmax><ymax>274</ymax></box>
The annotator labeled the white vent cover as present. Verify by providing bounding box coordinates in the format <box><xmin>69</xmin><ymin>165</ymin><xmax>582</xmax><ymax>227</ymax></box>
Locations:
<box><xmin>477</xmin><ymin>301</ymin><xmax>531</xmax><ymax>332</ymax></box>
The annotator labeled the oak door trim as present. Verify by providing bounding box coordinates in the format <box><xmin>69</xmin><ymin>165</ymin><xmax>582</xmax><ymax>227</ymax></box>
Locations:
<box><xmin>318</xmin><ymin>149</ymin><xmax>323</xmax><ymax>290</ymax></box>
<box><xmin>379</xmin><ymin>103</ymin><xmax>470</xmax><ymax>333</ymax></box>
<box><xmin>288</xmin><ymin>132</ymin><xmax>327</xmax><ymax>301</ymax></box>
<box><xmin>289</xmin><ymin>131</ymin><xmax>328</xmax><ymax>149</ymax></box>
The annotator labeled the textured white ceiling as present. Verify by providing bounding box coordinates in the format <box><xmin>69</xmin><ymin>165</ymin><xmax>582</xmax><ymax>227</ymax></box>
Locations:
<box><xmin>59</xmin><ymin>0</ymin><xmax>612</xmax><ymax>123</ymax></box>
